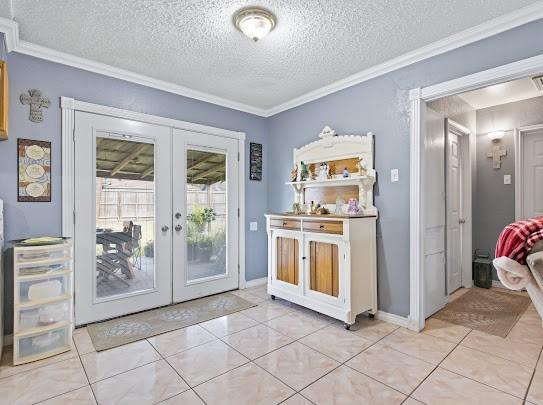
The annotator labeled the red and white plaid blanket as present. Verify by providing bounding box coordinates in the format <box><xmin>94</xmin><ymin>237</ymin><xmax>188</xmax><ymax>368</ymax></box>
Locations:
<box><xmin>495</xmin><ymin>216</ymin><xmax>543</xmax><ymax>264</ymax></box>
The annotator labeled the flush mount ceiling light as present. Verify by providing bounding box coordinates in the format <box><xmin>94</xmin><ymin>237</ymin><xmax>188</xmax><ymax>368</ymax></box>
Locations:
<box><xmin>488</xmin><ymin>130</ymin><xmax>505</xmax><ymax>142</ymax></box>
<box><xmin>233</xmin><ymin>7</ymin><xmax>276</xmax><ymax>42</ymax></box>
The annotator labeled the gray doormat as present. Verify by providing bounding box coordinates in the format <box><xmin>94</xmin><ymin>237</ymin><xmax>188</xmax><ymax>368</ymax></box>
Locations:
<box><xmin>432</xmin><ymin>288</ymin><xmax>531</xmax><ymax>337</ymax></box>
<box><xmin>86</xmin><ymin>292</ymin><xmax>255</xmax><ymax>351</ymax></box>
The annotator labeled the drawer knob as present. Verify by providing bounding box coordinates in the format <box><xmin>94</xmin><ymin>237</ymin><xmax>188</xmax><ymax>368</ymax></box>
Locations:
<box><xmin>319</xmin><ymin>224</ymin><xmax>325</xmax><ymax>229</ymax></box>
<box><xmin>283</xmin><ymin>222</ymin><xmax>287</xmax><ymax>226</ymax></box>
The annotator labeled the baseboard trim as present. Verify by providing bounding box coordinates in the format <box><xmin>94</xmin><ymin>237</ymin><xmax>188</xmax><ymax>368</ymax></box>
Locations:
<box><xmin>375</xmin><ymin>310</ymin><xmax>410</xmax><ymax>328</ymax></box>
<box><xmin>244</xmin><ymin>277</ymin><xmax>267</xmax><ymax>289</ymax></box>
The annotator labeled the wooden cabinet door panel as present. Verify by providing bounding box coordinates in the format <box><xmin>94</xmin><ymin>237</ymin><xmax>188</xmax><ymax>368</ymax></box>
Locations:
<box><xmin>276</xmin><ymin>237</ymin><xmax>299</xmax><ymax>285</ymax></box>
<box><xmin>309</xmin><ymin>241</ymin><xmax>339</xmax><ymax>297</ymax></box>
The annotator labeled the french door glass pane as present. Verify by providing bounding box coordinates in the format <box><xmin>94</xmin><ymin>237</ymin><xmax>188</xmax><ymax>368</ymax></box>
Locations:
<box><xmin>95</xmin><ymin>134</ymin><xmax>156</xmax><ymax>299</ymax></box>
<box><xmin>186</xmin><ymin>149</ymin><xmax>227</xmax><ymax>282</ymax></box>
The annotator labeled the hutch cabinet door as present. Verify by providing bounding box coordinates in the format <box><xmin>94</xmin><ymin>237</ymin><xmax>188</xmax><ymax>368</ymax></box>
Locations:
<box><xmin>270</xmin><ymin>230</ymin><xmax>303</xmax><ymax>292</ymax></box>
<box><xmin>309</xmin><ymin>240</ymin><xmax>339</xmax><ymax>296</ymax></box>
<box><xmin>276</xmin><ymin>236</ymin><xmax>299</xmax><ymax>285</ymax></box>
<box><xmin>304</xmin><ymin>234</ymin><xmax>346</xmax><ymax>306</ymax></box>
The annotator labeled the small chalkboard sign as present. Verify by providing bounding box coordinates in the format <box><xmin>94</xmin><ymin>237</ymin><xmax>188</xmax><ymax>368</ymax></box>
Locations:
<box><xmin>249</xmin><ymin>142</ymin><xmax>262</xmax><ymax>181</ymax></box>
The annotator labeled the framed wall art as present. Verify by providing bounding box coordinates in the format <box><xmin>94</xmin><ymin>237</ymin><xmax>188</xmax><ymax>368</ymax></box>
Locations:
<box><xmin>18</xmin><ymin>138</ymin><xmax>52</xmax><ymax>202</ymax></box>
<box><xmin>249</xmin><ymin>142</ymin><xmax>262</xmax><ymax>181</ymax></box>
<box><xmin>0</xmin><ymin>61</ymin><xmax>7</xmax><ymax>140</ymax></box>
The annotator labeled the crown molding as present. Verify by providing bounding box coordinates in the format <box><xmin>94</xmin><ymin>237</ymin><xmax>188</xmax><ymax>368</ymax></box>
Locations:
<box><xmin>265</xmin><ymin>2</ymin><xmax>543</xmax><ymax>116</ymax></box>
<box><xmin>2</xmin><ymin>2</ymin><xmax>543</xmax><ymax>118</ymax></box>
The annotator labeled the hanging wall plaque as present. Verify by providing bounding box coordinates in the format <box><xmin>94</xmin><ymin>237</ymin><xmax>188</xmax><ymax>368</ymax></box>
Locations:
<box><xmin>18</xmin><ymin>138</ymin><xmax>51</xmax><ymax>202</ymax></box>
<box><xmin>250</xmin><ymin>142</ymin><xmax>262</xmax><ymax>181</ymax></box>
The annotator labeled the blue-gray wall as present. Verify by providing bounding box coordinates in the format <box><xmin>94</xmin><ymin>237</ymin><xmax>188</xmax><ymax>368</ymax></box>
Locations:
<box><xmin>2</xmin><ymin>19</ymin><xmax>543</xmax><ymax>327</ymax></box>
<box><xmin>0</xmin><ymin>52</ymin><xmax>269</xmax><ymax>283</ymax></box>
<box><xmin>0</xmin><ymin>45</ymin><xmax>269</xmax><ymax>334</ymax></box>
<box><xmin>474</xmin><ymin>95</ymin><xmax>543</xmax><ymax>281</ymax></box>
<box><xmin>268</xmin><ymin>19</ymin><xmax>543</xmax><ymax>317</ymax></box>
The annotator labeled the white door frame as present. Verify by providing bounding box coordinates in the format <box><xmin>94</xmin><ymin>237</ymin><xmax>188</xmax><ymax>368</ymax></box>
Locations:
<box><xmin>60</xmin><ymin>97</ymin><xmax>248</xmax><ymax>297</ymax></box>
<box><xmin>445</xmin><ymin>119</ymin><xmax>472</xmax><ymax>296</ymax></box>
<box><xmin>409</xmin><ymin>53</ymin><xmax>543</xmax><ymax>331</ymax></box>
<box><xmin>515</xmin><ymin>124</ymin><xmax>543</xmax><ymax>220</ymax></box>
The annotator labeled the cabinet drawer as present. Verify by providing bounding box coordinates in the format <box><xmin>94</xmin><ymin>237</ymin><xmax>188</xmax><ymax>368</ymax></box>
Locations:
<box><xmin>16</xmin><ymin>299</ymin><xmax>70</xmax><ymax>334</ymax></box>
<box><xmin>270</xmin><ymin>218</ymin><xmax>301</xmax><ymax>230</ymax></box>
<box><xmin>303</xmin><ymin>220</ymin><xmax>343</xmax><ymax>234</ymax></box>
<box><xmin>17</xmin><ymin>273</ymin><xmax>71</xmax><ymax>306</ymax></box>
<box><xmin>14</xmin><ymin>324</ymin><xmax>72</xmax><ymax>365</ymax></box>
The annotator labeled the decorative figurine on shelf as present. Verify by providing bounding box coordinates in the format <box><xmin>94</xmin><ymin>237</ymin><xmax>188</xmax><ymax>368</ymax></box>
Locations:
<box><xmin>315</xmin><ymin>205</ymin><xmax>330</xmax><ymax>215</ymax></box>
<box><xmin>347</xmin><ymin>198</ymin><xmax>360</xmax><ymax>215</ymax></box>
<box><xmin>292</xmin><ymin>202</ymin><xmax>302</xmax><ymax>215</ymax></box>
<box><xmin>300</xmin><ymin>161</ymin><xmax>309</xmax><ymax>181</ymax></box>
<box><xmin>318</xmin><ymin>125</ymin><xmax>336</xmax><ymax>139</ymax></box>
<box><xmin>318</xmin><ymin>162</ymin><xmax>330</xmax><ymax>181</ymax></box>
<box><xmin>291</xmin><ymin>164</ymin><xmax>298</xmax><ymax>182</ymax></box>
<box><xmin>343</xmin><ymin>167</ymin><xmax>349</xmax><ymax>178</ymax></box>
<box><xmin>357</xmin><ymin>157</ymin><xmax>368</xmax><ymax>175</ymax></box>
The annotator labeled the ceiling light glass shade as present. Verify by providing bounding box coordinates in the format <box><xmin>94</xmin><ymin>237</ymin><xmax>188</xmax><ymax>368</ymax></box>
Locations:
<box><xmin>234</xmin><ymin>7</ymin><xmax>276</xmax><ymax>42</ymax></box>
<box><xmin>488</xmin><ymin>130</ymin><xmax>505</xmax><ymax>142</ymax></box>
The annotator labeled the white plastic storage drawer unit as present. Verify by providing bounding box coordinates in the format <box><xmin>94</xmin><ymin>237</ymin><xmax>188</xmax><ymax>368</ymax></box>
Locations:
<box><xmin>12</xmin><ymin>239</ymin><xmax>73</xmax><ymax>365</ymax></box>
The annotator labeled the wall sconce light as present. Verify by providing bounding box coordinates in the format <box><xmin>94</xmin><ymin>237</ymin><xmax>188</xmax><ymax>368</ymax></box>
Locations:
<box><xmin>488</xmin><ymin>130</ymin><xmax>505</xmax><ymax>142</ymax></box>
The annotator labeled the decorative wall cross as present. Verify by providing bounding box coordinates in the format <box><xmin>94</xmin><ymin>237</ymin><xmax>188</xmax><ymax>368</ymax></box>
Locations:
<box><xmin>487</xmin><ymin>145</ymin><xmax>507</xmax><ymax>169</ymax></box>
<box><xmin>20</xmin><ymin>89</ymin><xmax>51</xmax><ymax>123</ymax></box>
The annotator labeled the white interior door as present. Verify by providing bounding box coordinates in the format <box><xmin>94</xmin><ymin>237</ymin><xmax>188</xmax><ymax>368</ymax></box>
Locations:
<box><xmin>172</xmin><ymin>129</ymin><xmax>239</xmax><ymax>302</ymax></box>
<box><xmin>446</xmin><ymin>126</ymin><xmax>463</xmax><ymax>294</ymax></box>
<box><xmin>423</xmin><ymin>108</ymin><xmax>447</xmax><ymax>318</ymax></box>
<box><xmin>522</xmin><ymin>128</ymin><xmax>543</xmax><ymax>218</ymax></box>
<box><xmin>74</xmin><ymin>112</ymin><xmax>172</xmax><ymax>325</ymax></box>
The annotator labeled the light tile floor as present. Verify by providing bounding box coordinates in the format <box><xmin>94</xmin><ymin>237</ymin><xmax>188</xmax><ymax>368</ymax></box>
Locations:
<box><xmin>1</xmin><ymin>285</ymin><xmax>542</xmax><ymax>404</ymax></box>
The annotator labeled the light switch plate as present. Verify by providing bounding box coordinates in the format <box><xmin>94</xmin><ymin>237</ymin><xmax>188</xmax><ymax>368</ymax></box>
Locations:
<box><xmin>391</xmin><ymin>169</ymin><xmax>399</xmax><ymax>182</ymax></box>
<box><xmin>249</xmin><ymin>222</ymin><xmax>258</xmax><ymax>231</ymax></box>
<box><xmin>504</xmin><ymin>174</ymin><xmax>511</xmax><ymax>185</ymax></box>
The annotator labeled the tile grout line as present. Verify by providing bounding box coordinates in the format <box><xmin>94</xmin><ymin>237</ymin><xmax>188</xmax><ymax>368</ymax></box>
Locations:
<box><xmin>144</xmin><ymin>334</ymin><xmax>209</xmax><ymax>405</ymax></box>
<box><xmin>523</xmin><ymin>344</ymin><xmax>543</xmax><ymax>402</ymax></box>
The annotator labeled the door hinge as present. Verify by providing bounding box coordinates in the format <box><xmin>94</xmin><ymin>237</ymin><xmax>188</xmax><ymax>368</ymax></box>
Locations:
<box><xmin>237</xmin><ymin>152</ymin><xmax>240</xmax><ymax>161</ymax></box>
<box><xmin>73</xmin><ymin>211</ymin><xmax>76</xmax><ymax>224</ymax></box>
<box><xmin>72</xmin><ymin>127</ymin><xmax>75</xmax><ymax>142</ymax></box>
<box><xmin>237</xmin><ymin>208</ymin><xmax>240</xmax><ymax>217</ymax></box>
<box><xmin>238</xmin><ymin>264</ymin><xmax>240</xmax><ymax>274</ymax></box>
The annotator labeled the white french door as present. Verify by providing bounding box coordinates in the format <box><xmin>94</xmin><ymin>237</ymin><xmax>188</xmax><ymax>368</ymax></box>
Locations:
<box><xmin>74</xmin><ymin>113</ymin><xmax>241</xmax><ymax>325</ymax></box>
<box><xmin>74</xmin><ymin>112</ymin><xmax>172</xmax><ymax>324</ymax></box>
<box><xmin>172</xmin><ymin>129</ymin><xmax>239</xmax><ymax>302</ymax></box>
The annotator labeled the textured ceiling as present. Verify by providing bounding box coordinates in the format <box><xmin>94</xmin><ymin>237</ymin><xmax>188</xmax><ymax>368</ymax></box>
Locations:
<box><xmin>2</xmin><ymin>0</ymin><xmax>541</xmax><ymax>111</ymax></box>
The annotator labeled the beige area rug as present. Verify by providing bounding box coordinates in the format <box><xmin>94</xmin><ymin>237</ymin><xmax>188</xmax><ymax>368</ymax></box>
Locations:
<box><xmin>86</xmin><ymin>292</ymin><xmax>255</xmax><ymax>351</ymax></box>
<box><xmin>432</xmin><ymin>288</ymin><xmax>531</xmax><ymax>337</ymax></box>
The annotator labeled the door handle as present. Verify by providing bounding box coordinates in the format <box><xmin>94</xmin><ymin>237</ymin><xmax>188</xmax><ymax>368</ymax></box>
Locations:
<box><xmin>175</xmin><ymin>224</ymin><xmax>183</xmax><ymax>232</ymax></box>
<box><xmin>175</xmin><ymin>212</ymin><xmax>182</xmax><ymax>219</ymax></box>
<box><xmin>161</xmin><ymin>225</ymin><xmax>170</xmax><ymax>232</ymax></box>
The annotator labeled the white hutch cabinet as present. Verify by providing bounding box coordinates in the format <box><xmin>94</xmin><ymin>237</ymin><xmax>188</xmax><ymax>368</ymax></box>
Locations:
<box><xmin>266</xmin><ymin>129</ymin><xmax>378</xmax><ymax>328</ymax></box>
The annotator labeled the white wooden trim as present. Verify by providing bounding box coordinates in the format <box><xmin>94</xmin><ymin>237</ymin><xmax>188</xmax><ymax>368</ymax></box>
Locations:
<box><xmin>243</xmin><ymin>277</ymin><xmax>267</xmax><ymax>289</ymax></box>
<box><xmin>409</xmin><ymin>53</ymin><xmax>543</xmax><ymax>334</ymax></box>
<box><xmin>515</xmin><ymin>124</ymin><xmax>543</xmax><ymax>220</ymax></box>
<box><xmin>61</xmin><ymin>99</ymin><xmax>75</xmax><ymax>238</ymax></box>
<box><xmin>60</xmin><ymin>97</ymin><xmax>246</xmax><ymax>140</ymax></box>
<box><xmin>409</xmin><ymin>88</ymin><xmax>425</xmax><ymax>332</ymax></box>
<box><xmin>4</xmin><ymin>2</ymin><xmax>543</xmax><ymax>117</ymax></box>
<box><xmin>421</xmin><ymin>53</ymin><xmax>543</xmax><ymax>101</ymax></box>
<box><xmin>14</xmin><ymin>39</ymin><xmax>267</xmax><ymax>116</ymax></box>
<box><xmin>0</xmin><ymin>17</ymin><xmax>18</xmax><ymax>52</ymax></box>
<box><xmin>375</xmin><ymin>310</ymin><xmax>410</xmax><ymax>328</ymax></box>
<box><xmin>238</xmin><ymin>137</ymin><xmax>247</xmax><ymax>288</ymax></box>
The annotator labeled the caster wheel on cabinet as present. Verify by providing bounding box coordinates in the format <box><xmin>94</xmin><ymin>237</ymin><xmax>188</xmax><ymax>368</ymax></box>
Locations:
<box><xmin>271</xmin><ymin>295</ymin><xmax>276</xmax><ymax>300</ymax></box>
<box><xmin>368</xmin><ymin>313</ymin><xmax>375</xmax><ymax>320</ymax></box>
<box><xmin>344</xmin><ymin>323</ymin><xmax>351</xmax><ymax>330</ymax></box>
